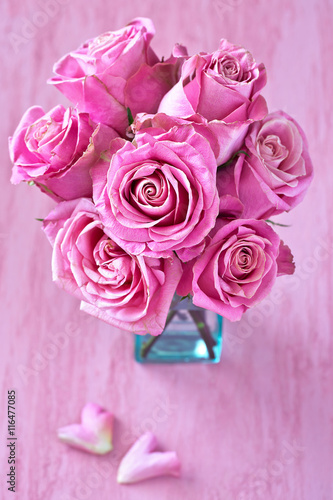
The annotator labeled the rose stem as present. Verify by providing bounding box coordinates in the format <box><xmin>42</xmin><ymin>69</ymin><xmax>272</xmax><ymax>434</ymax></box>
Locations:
<box><xmin>188</xmin><ymin>310</ymin><xmax>216</xmax><ymax>360</ymax></box>
<box><xmin>140</xmin><ymin>310</ymin><xmax>177</xmax><ymax>359</ymax></box>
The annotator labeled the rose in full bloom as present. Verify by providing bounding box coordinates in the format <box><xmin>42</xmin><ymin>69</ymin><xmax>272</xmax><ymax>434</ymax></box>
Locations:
<box><xmin>158</xmin><ymin>39</ymin><xmax>268</xmax><ymax>164</ymax></box>
<box><xmin>191</xmin><ymin>218</ymin><xmax>295</xmax><ymax>321</ymax></box>
<box><xmin>9</xmin><ymin>105</ymin><xmax>117</xmax><ymax>201</ymax></box>
<box><xmin>91</xmin><ymin>125</ymin><xmax>220</xmax><ymax>262</ymax></box>
<box><xmin>42</xmin><ymin>198</ymin><xmax>182</xmax><ymax>335</ymax></box>
<box><xmin>49</xmin><ymin>18</ymin><xmax>187</xmax><ymax>135</ymax></box>
<box><xmin>132</xmin><ymin>113</ymin><xmax>246</xmax><ymax>218</ymax></box>
<box><xmin>232</xmin><ymin>110</ymin><xmax>314</xmax><ymax>218</ymax></box>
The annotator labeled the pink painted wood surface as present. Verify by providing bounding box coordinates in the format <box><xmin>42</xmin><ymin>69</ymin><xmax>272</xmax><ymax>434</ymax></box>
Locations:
<box><xmin>1</xmin><ymin>0</ymin><xmax>332</xmax><ymax>498</ymax></box>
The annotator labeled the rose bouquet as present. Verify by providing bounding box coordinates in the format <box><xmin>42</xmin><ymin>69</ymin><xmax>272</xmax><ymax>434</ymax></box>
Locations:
<box><xmin>9</xmin><ymin>18</ymin><xmax>313</xmax><ymax>343</ymax></box>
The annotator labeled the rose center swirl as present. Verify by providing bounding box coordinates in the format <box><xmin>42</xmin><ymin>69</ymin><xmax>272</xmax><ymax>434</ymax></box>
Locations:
<box><xmin>210</xmin><ymin>54</ymin><xmax>243</xmax><ymax>81</ymax></box>
<box><xmin>93</xmin><ymin>236</ymin><xmax>134</xmax><ymax>287</ymax></box>
<box><xmin>132</xmin><ymin>174</ymin><xmax>167</xmax><ymax>207</ymax></box>
<box><xmin>225</xmin><ymin>242</ymin><xmax>261</xmax><ymax>282</ymax></box>
<box><xmin>258</xmin><ymin>134</ymin><xmax>289</xmax><ymax>164</ymax></box>
<box><xmin>237</xmin><ymin>248</ymin><xmax>252</xmax><ymax>269</ymax></box>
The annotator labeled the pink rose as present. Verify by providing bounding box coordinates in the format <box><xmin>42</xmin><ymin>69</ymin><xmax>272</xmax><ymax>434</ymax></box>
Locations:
<box><xmin>9</xmin><ymin>105</ymin><xmax>117</xmax><ymax>201</ymax></box>
<box><xmin>191</xmin><ymin>219</ymin><xmax>295</xmax><ymax>321</ymax></box>
<box><xmin>42</xmin><ymin>198</ymin><xmax>182</xmax><ymax>335</ymax></box>
<box><xmin>233</xmin><ymin>110</ymin><xmax>314</xmax><ymax>218</ymax></box>
<box><xmin>131</xmin><ymin>113</ymin><xmax>245</xmax><ymax>219</ymax></box>
<box><xmin>124</xmin><ymin>44</ymin><xmax>188</xmax><ymax>126</ymax></box>
<box><xmin>49</xmin><ymin>18</ymin><xmax>187</xmax><ymax>135</ymax></box>
<box><xmin>91</xmin><ymin>125</ymin><xmax>220</xmax><ymax>262</ymax></box>
<box><xmin>158</xmin><ymin>39</ymin><xmax>268</xmax><ymax>164</ymax></box>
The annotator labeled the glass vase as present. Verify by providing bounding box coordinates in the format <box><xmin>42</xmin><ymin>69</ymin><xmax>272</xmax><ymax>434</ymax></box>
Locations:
<box><xmin>135</xmin><ymin>295</ymin><xmax>223</xmax><ymax>363</ymax></box>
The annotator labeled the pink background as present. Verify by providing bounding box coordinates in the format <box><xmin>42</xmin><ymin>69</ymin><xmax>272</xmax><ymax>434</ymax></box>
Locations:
<box><xmin>1</xmin><ymin>0</ymin><xmax>332</xmax><ymax>499</ymax></box>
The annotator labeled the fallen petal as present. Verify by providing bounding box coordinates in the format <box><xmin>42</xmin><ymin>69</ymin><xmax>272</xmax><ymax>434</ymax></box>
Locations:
<box><xmin>57</xmin><ymin>402</ymin><xmax>113</xmax><ymax>455</ymax></box>
<box><xmin>117</xmin><ymin>432</ymin><xmax>181</xmax><ymax>484</ymax></box>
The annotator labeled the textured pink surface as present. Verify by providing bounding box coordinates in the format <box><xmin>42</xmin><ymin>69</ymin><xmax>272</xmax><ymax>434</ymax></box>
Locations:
<box><xmin>1</xmin><ymin>1</ymin><xmax>332</xmax><ymax>499</ymax></box>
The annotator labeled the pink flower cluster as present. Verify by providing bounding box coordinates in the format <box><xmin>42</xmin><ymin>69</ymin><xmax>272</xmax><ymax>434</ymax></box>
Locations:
<box><xmin>9</xmin><ymin>18</ymin><xmax>313</xmax><ymax>334</ymax></box>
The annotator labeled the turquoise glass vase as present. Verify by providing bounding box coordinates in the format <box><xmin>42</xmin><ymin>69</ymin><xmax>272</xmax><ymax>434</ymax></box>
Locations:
<box><xmin>135</xmin><ymin>295</ymin><xmax>223</xmax><ymax>363</ymax></box>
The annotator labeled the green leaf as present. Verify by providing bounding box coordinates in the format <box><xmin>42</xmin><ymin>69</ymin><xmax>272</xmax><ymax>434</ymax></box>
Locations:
<box><xmin>35</xmin><ymin>218</ymin><xmax>44</xmax><ymax>222</ymax></box>
<box><xmin>218</xmin><ymin>150</ymin><xmax>250</xmax><ymax>170</ymax></box>
<box><xmin>126</xmin><ymin>107</ymin><xmax>134</xmax><ymax>126</ymax></box>
<box><xmin>266</xmin><ymin>219</ymin><xmax>291</xmax><ymax>228</ymax></box>
<box><xmin>180</xmin><ymin>294</ymin><xmax>192</xmax><ymax>302</ymax></box>
<box><xmin>236</xmin><ymin>150</ymin><xmax>250</xmax><ymax>158</ymax></box>
<box><xmin>36</xmin><ymin>182</ymin><xmax>55</xmax><ymax>195</ymax></box>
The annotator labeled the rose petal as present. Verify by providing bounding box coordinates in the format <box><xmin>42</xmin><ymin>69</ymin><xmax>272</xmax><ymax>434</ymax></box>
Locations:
<box><xmin>276</xmin><ymin>241</ymin><xmax>295</xmax><ymax>276</ymax></box>
<box><xmin>57</xmin><ymin>403</ymin><xmax>113</xmax><ymax>455</ymax></box>
<box><xmin>117</xmin><ymin>432</ymin><xmax>181</xmax><ymax>484</ymax></box>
